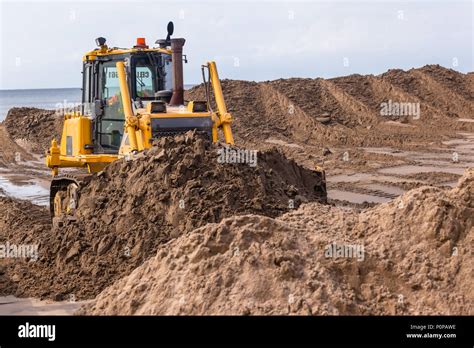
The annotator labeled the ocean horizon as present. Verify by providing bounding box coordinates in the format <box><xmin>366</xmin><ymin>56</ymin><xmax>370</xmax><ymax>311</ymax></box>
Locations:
<box><xmin>0</xmin><ymin>88</ymin><xmax>82</xmax><ymax>121</ymax></box>
<box><xmin>0</xmin><ymin>85</ymin><xmax>197</xmax><ymax>121</ymax></box>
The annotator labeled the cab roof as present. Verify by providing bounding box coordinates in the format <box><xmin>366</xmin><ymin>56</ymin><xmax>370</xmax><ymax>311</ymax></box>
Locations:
<box><xmin>83</xmin><ymin>46</ymin><xmax>172</xmax><ymax>61</ymax></box>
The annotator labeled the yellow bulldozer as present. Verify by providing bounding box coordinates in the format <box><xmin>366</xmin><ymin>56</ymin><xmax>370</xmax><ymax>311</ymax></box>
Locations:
<box><xmin>46</xmin><ymin>22</ymin><xmax>235</xmax><ymax>217</ymax></box>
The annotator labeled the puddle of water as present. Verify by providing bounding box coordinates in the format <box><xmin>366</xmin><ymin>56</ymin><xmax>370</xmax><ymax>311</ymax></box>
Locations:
<box><xmin>363</xmin><ymin>183</ymin><xmax>405</xmax><ymax>196</ymax></box>
<box><xmin>378</xmin><ymin>165</ymin><xmax>467</xmax><ymax>176</ymax></box>
<box><xmin>328</xmin><ymin>189</ymin><xmax>390</xmax><ymax>204</ymax></box>
<box><xmin>327</xmin><ymin>173</ymin><xmax>374</xmax><ymax>183</ymax></box>
<box><xmin>0</xmin><ymin>175</ymin><xmax>49</xmax><ymax>206</ymax></box>
<box><xmin>0</xmin><ymin>296</ymin><xmax>86</xmax><ymax>315</ymax></box>
<box><xmin>328</xmin><ymin>173</ymin><xmax>422</xmax><ymax>184</ymax></box>
<box><xmin>414</xmin><ymin>158</ymin><xmax>474</xmax><ymax>167</ymax></box>
<box><xmin>363</xmin><ymin>147</ymin><xmax>474</xmax><ymax>160</ymax></box>
<box><xmin>361</xmin><ymin>147</ymin><xmax>412</xmax><ymax>157</ymax></box>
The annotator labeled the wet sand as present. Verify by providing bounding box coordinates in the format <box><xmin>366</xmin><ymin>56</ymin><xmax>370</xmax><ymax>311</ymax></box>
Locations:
<box><xmin>0</xmin><ymin>296</ymin><xmax>87</xmax><ymax>315</ymax></box>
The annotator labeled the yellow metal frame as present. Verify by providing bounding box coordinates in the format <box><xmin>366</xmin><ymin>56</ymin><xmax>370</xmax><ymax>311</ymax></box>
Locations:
<box><xmin>207</xmin><ymin>61</ymin><xmax>234</xmax><ymax>145</ymax></box>
<box><xmin>83</xmin><ymin>46</ymin><xmax>172</xmax><ymax>61</ymax></box>
<box><xmin>116</xmin><ymin>61</ymin><xmax>139</xmax><ymax>152</ymax></box>
<box><xmin>46</xmin><ymin>58</ymin><xmax>234</xmax><ymax>176</ymax></box>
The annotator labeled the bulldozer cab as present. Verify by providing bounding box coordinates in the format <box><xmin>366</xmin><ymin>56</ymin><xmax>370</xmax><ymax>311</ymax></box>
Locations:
<box><xmin>82</xmin><ymin>50</ymin><xmax>172</xmax><ymax>153</ymax></box>
<box><xmin>46</xmin><ymin>22</ymin><xmax>235</xmax><ymax>182</ymax></box>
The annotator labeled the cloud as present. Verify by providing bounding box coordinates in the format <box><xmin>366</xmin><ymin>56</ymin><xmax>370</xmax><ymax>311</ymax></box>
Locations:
<box><xmin>0</xmin><ymin>0</ymin><xmax>471</xmax><ymax>89</ymax></box>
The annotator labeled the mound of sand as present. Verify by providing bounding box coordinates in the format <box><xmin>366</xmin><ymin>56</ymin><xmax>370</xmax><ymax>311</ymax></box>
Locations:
<box><xmin>186</xmin><ymin>65</ymin><xmax>474</xmax><ymax>154</ymax></box>
<box><xmin>0</xmin><ymin>197</ymin><xmax>51</xmax><ymax>296</ymax></box>
<box><xmin>0</xmin><ymin>132</ymin><xmax>325</xmax><ymax>300</ymax></box>
<box><xmin>380</xmin><ymin>66</ymin><xmax>474</xmax><ymax>120</ymax></box>
<box><xmin>1</xmin><ymin>64</ymin><xmax>472</xmax><ymax>309</ymax></box>
<box><xmin>79</xmin><ymin>169</ymin><xmax>473</xmax><ymax>315</ymax></box>
<box><xmin>3</xmin><ymin>107</ymin><xmax>63</xmax><ymax>154</ymax></box>
<box><xmin>0</xmin><ymin>125</ymin><xmax>34</xmax><ymax>167</ymax></box>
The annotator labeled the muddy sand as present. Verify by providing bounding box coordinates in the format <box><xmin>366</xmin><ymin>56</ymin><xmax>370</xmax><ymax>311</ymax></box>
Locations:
<box><xmin>3</xmin><ymin>107</ymin><xmax>63</xmax><ymax>154</ymax></box>
<box><xmin>0</xmin><ymin>64</ymin><xmax>472</xmax><ymax>314</ymax></box>
<box><xmin>0</xmin><ymin>133</ymin><xmax>325</xmax><ymax>300</ymax></box>
<box><xmin>79</xmin><ymin>169</ymin><xmax>473</xmax><ymax>315</ymax></box>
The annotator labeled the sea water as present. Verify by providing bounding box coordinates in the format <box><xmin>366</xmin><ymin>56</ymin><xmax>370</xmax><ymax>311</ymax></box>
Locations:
<box><xmin>0</xmin><ymin>85</ymin><xmax>196</xmax><ymax>121</ymax></box>
<box><xmin>0</xmin><ymin>88</ymin><xmax>81</xmax><ymax>121</ymax></box>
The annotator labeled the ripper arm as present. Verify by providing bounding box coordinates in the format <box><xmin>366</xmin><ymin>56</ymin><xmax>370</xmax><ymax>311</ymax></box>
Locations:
<box><xmin>207</xmin><ymin>61</ymin><xmax>234</xmax><ymax>145</ymax></box>
<box><xmin>116</xmin><ymin>61</ymin><xmax>139</xmax><ymax>152</ymax></box>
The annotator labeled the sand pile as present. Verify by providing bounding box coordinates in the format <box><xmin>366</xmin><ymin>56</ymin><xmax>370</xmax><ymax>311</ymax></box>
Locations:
<box><xmin>380</xmin><ymin>66</ymin><xmax>474</xmax><ymax>120</ymax></box>
<box><xmin>3</xmin><ymin>107</ymin><xmax>63</xmax><ymax>154</ymax></box>
<box><xmin>187</xmin><ymin>65</ymin><xmax>473</xmax><ymax>155</ymax></box>
<box><xmin>0</xmin><ymin>64</ymin><xmax>472</xmax><ymax>308</ymax></box>
<box><xmin>0</xmin><ymin>197</ymin><xmax>50</xmax><ymax>239</ymax></box>
<box><xmin>0</xmin><ymin>132</ymin><xmax>325</xmax><ymax>300</ymax></box>
<box><xmin>79</xmin><ymin>169</ymin><xmax>473</xmax><ymax>315</ymax></box>
<box><xmin>187</xmin><ymin>79</ymin><xmax>353</xmax><ymax>149</ymax></box>
<box><xmin>267</xmin><ymin>78</ymin><xmax>377</xmax><ymax>128</ymax></box>
<box><xmin>0</xmin><ymin>197</ymin><xmax>51</xmax><ymax>296</ymax></box>
<box><xmin>413</xmin><ymin>65</ymin><xmax>474</xmax><ymax>104</ymax></box>
<box><xmin>0</xmin><ymin>125</ymin><xmax>34</xmax><ymax>167</ymax></box>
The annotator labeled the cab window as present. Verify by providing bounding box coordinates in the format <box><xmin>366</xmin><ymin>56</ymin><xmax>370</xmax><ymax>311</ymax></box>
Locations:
<box><xmin>97</xmin><ymin>61</ymin><xmax>124</xmax><ymax>153</ymax></box>
<box><xmin>135</xmin><ymin>66</ymin><xmax>154</xmax><ymax>98</ymax></box>
<box><xmin>102</xmin><ymin>64</ymin><xmax>120</xmax><ymax>99</ymax></box>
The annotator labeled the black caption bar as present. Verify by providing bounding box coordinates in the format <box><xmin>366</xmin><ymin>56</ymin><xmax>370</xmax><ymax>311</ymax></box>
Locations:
<box><xmin>0</xmin><ymin>315</ymin><xmax>472</xmax><ymax>346</ymax></box>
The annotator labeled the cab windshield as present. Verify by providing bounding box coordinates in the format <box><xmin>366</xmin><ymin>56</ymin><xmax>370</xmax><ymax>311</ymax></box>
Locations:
<box><xmin>132</xmin><ymin>53</ymin><xmax>171</xmax><ymax>100</ymax></box>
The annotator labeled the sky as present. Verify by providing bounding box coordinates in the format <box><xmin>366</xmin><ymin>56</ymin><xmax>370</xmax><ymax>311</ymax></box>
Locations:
<box><xmin>0</xmin><ymin>0</ymin><xmax>472</xmax><ymax>89</ymax></box>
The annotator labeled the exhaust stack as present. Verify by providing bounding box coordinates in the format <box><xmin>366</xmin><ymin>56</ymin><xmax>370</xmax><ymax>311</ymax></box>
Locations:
<box><xmin>169</xmin><ymin>38</ymin><xmax>186</xmax><ymax>106</ymax></box>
